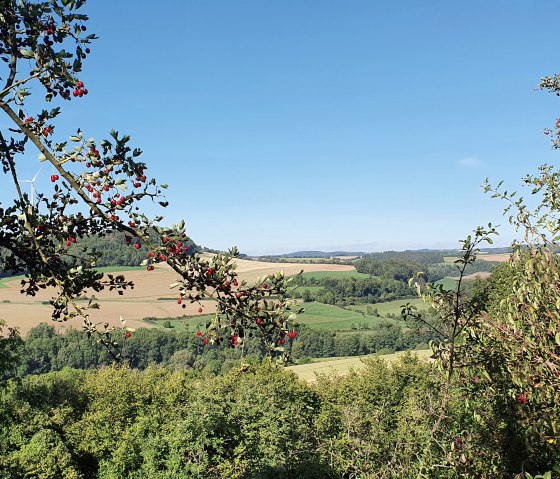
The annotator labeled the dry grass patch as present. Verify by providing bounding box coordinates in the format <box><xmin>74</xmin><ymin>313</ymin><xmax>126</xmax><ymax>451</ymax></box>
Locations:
<box><xmin>288</xmin><ymin>349</ymin><xmax>432</xmax><ymax>382</ymax></box>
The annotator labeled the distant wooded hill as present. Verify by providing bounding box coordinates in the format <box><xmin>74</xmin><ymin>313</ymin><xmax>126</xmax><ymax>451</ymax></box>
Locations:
<box><xmin>0</xmin><ymin>230</ymin><xmax>200</xmax><ymax>276</ymax></box>
<box><xmin>258</xmin><ymin>246</ymin><xmax>512</xmax><ymax>260</ymax></box>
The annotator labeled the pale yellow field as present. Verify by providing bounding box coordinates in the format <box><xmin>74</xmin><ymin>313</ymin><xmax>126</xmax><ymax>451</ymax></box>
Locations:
<box><xmin>287</xmin><ymin>349</ymin><xmax>432</xmax><ymax>382</ymax></box>
<box><xmin>0</xmin><ymin>258</ymin><xmax>354</xmax><ymax>335</ymax></box>
<box><xmin>478</xmin><ymin>253</ymin><xmax>510</xmax><ymax>262</ymax></box>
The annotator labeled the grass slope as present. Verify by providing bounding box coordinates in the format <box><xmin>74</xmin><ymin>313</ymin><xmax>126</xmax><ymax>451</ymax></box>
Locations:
<box><xmin>288</xmin><ymin>349</ymin><xmax>432</xmax><ymax>382</ymax></box>
<box><xmin>299</xmin><ymin>270</ymin><xmax>371</xmax><ymax>280</ymax></box>
<box><xmin>143</xmin><ymin>313</ymin><xmax>215</xmax><ymax>332</ymax></box>
<box><xmin>347</xmin><ymin>297</ymin><xmax>425</xmax><ymax>317</ymax></box>
<box><xmin>295</xmin><ymin>302</ymin><xmax>372</xmax><ymax>330</ymax></box>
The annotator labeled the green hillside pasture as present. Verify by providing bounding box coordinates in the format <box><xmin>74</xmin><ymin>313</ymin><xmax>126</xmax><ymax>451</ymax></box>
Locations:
<box><xmin>347</xmin><ymin>297</ymin><xmax>426</xmax><ymax>318</ymax></box>
<box><xmin>143</xmin><ymin>314</ymin><xmax>214</xmax><ymax>332</ymax></box>
<box><xmin>288</xmin><ymin>349</ymin><xmax>432</xmax><ymax>382</ymax></box>
<box><xmin>435</xmin><ymin>277</ymin><xmax>458</xmax><ymax>291</ymax></box>
<box><xmin>94</xmin><ymin>265</ymin><xmax>144</xmax><ymax>273</ymax></box>
<box><xmin>145</xmin><ymin>300</ymin><xmax>398</xmax><ymax>332</ymax></box>
<box><xmin>295</xmin><ymin>301</ymin><xmax>373</xmax><ymax>330</ymax></box>
<box><xmin>299</xmin><ymin>270</ymin><xmax>371</xmax><ymax>281</ymax></box>
<box><xmin>294</xmin><ymin>286</ymin><xmax>324</xmax><ymax>294</ymax></box>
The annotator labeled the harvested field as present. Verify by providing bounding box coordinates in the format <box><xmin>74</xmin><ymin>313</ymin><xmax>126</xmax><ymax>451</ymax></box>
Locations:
<box><xmin>478</xmin><ymin>253</ymin><xmax>510</xmax><ymax>262</ymax></box>
<box><xmin>288</xmin><ymin>349</ymin><xmax>432</xmax><ymax>382</ymax></box>
<box><xmin>0</xmin><ymin>258</ymin><xmax>354</xmax><ymax>335</ymax></box>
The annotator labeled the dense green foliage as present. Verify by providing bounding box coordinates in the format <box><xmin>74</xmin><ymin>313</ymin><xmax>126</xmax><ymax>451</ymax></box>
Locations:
<box><xmin>0</xmin><ymin>231</ymin><xmax>200</xmax><ymax>275</ymax></box>
<box><xmin>65</xmin><ymin>230</ymin><xmax>199</xmax><ymax>267</ymax></box>
<box><xmin>291</xmin><ymin>274</ymin><xmax>414</xmax><ymax>305</ymax></box>
<box><xmin>8</xmin><ymin>319</ymin><xmax>434</xmax><ymax>378</ymax></box>
<box><xmin>0</xmin><ymin>357</ymin><xmax>449</xmax><ymax>479</ymax></box>
<box><xmin>2</xmin><ymin>350</ymin><xmax>554</xmax><ymax>478</ymax></box>
<box><xmin>354</xmin><ymin>256</ymin><xmax>497</xmax><ymax>282</ymax></box>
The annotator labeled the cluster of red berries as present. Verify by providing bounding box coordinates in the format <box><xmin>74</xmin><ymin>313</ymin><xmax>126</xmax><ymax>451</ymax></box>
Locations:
<box><xmin>110</xmin><ymin>194</ymin><xmax>127</xmax><ymax>207</ymax></box>
<box><xmin>43</xmin><ymin>126</ymin><xmax>53</xmax><ymax>137</ymax></box>
<box><xmin>73</xmin><ymin>80</ymin><xmax>88</xmax><ymax>97</ymax></box>
<box><xmin>288</xmin><ymin>330</ymin><xmax>297</xmax><ymax>339</ymax></box>
<box><xmin>516</xmin><ymin>393</ymin><xmax>529</xmax><ymax>405</ymax></box>
<box><xmin>64</xmin><ymin>236</ymin><xmax>76</xmax><ymax>247</ymax></box>
<box><xmin>24</xmin><ymin>116</ymin><xmax>33</xmax><ymax>124</ymax></box>
<box><xmin>50</xmin><ymin>174</ymin><xmax>59</xmax><ymax>182</ymax></box>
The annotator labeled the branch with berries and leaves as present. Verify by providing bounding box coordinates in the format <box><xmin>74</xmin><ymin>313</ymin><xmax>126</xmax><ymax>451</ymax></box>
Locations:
<box><xmin>0</xmin><ymin>0</ymin><xmax>299</xmax><ymax>362</ymax></box>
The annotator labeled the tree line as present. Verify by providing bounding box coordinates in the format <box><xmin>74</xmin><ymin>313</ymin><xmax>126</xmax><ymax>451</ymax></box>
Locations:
<box><xmin>2</xmin><ymin>317</ymin><xmax>435</xmax><ymax>379</ymax></box>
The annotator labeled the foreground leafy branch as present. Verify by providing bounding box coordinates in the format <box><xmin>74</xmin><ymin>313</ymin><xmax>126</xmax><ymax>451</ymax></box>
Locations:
<box><xmin>0</xmin><ymin>0</ymin><xmax>298</xmax><ymax>361</ymax></box>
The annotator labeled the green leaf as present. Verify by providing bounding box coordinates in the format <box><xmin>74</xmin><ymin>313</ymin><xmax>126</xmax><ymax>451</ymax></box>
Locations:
<box><xmin>19</xmin><ymin>49</ymin><xmax>34</xmax><ymax>58</ymax></box>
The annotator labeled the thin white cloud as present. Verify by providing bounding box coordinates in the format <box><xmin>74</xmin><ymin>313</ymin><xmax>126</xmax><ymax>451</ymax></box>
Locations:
<box><xmin>457</xmin><ymin>156</ymin><xmax>482</xmax><ymax>168</ymax></box>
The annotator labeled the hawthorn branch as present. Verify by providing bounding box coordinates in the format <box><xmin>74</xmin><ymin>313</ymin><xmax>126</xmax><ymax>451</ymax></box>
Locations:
<box><xmin>3</xmin><ymin>4</ymin><xmax>19</xmax><ymax>91</ymax></box>
<box><xmin>0</xmin><ymin>72</ymin><xmax>43</xmax><ymax>100</ymax></box>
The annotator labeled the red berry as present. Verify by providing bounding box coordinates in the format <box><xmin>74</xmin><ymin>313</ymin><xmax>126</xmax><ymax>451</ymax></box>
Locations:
<box><xmin>198</xmin><ymin>307</ymin><xmax>203</xmax><ymax>313</ymax></box>
<box><xmin>50</xmin><ymin>174</ymin><xmax>59</xmax><ymax>182</ymax></box>
<box><xmin>134</xmin><ymin>182</ymin><xmax>141</xmax><ymax>188</ymax></box>
<box><xmin>516</xmin><ymin>393</ymin><xmax>529</xmax><ymax>405</ymax></box>
<box><xmin>162</xmin><ymin>236</ymin><xmax>169</xmax><ymax>243</ymax></box>
<box><xmin>160</xmin><ymin>254</ymin><xmax>167</xmax><ymax>261</ymax></box>
<box><xmin>207</xmin><ymin>268</ymin><xmax>215</xmax><ymax>276</ymax></box>
<box><xmin>177</xmin><ymin>298</ymin><xmax>182</xmax><ymax>305</ymax></box>
<box><xmin>203</xmin><ymin>337</ymin><xmax>209</xmax><ymax>345</ymax></box>
<box><xmin>133</xmin><ymin>243</ymin><xmax>141</xmax><ymax>250</ymax></box>
<box><xmin>262</xmin><ymin>283</ymin><xmax>268</xmax><ymax>289</ymax></box>
<box><xmin>233</xmin><ymin>280</ymin><xmax>239</xmax><ymax>287</ymax></box>
<box><xmin>288</xmin><ymin>330</ymin><xmax>297</xmax><ymax>339</ymax></box>
<box><xmin>147</xmin><ymin>265</ymin><xmax>154</xmax><ymax>271</ymax></box>
<box><xmin>256</xmin><ymin>318</ymin><xmax>262</xmax><ymax>325</ymax></box>
<box><xmin>196</xmin><ymin>331</ymin><xmax>203</xmax><ymax>337</ymax></box>
<box><xmin>125</xmin><ymin>331</ymin><xmax>132</xmax><ymax>339</ymax></box>
<box><xmin>73</xmin><ymin>89</ymin><xmax>79</xmax><ymax>97</ymax></box>
<box><xmin>77</xmin><ymin>80</ymin><xmax>84</xmax><ymax>88</ymax></box>
<box><xmin>277</xmin><ymin>338</ymin><xmax>285</xmax><ymax>345</ymax></box>
<box><xmin>24</xmin><ymin>116</ymin><xmax>33</xmax><ymax>123</ymax></box>
<box><xmin>83</xmin><ymin>88</ymin><xmax>88</xmax><ymax>95</ymax></box>
<box><xmin>65</xmin><ymin>240</ymin><xmax>71</xmax><ymax>247</ymax></box>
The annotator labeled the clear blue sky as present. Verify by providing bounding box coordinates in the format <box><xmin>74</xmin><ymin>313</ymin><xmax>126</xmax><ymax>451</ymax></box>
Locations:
<box><xmin>8</xmin><ymin>0</ymin><xmax>560</xmax><ymax>254</ymax></box>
